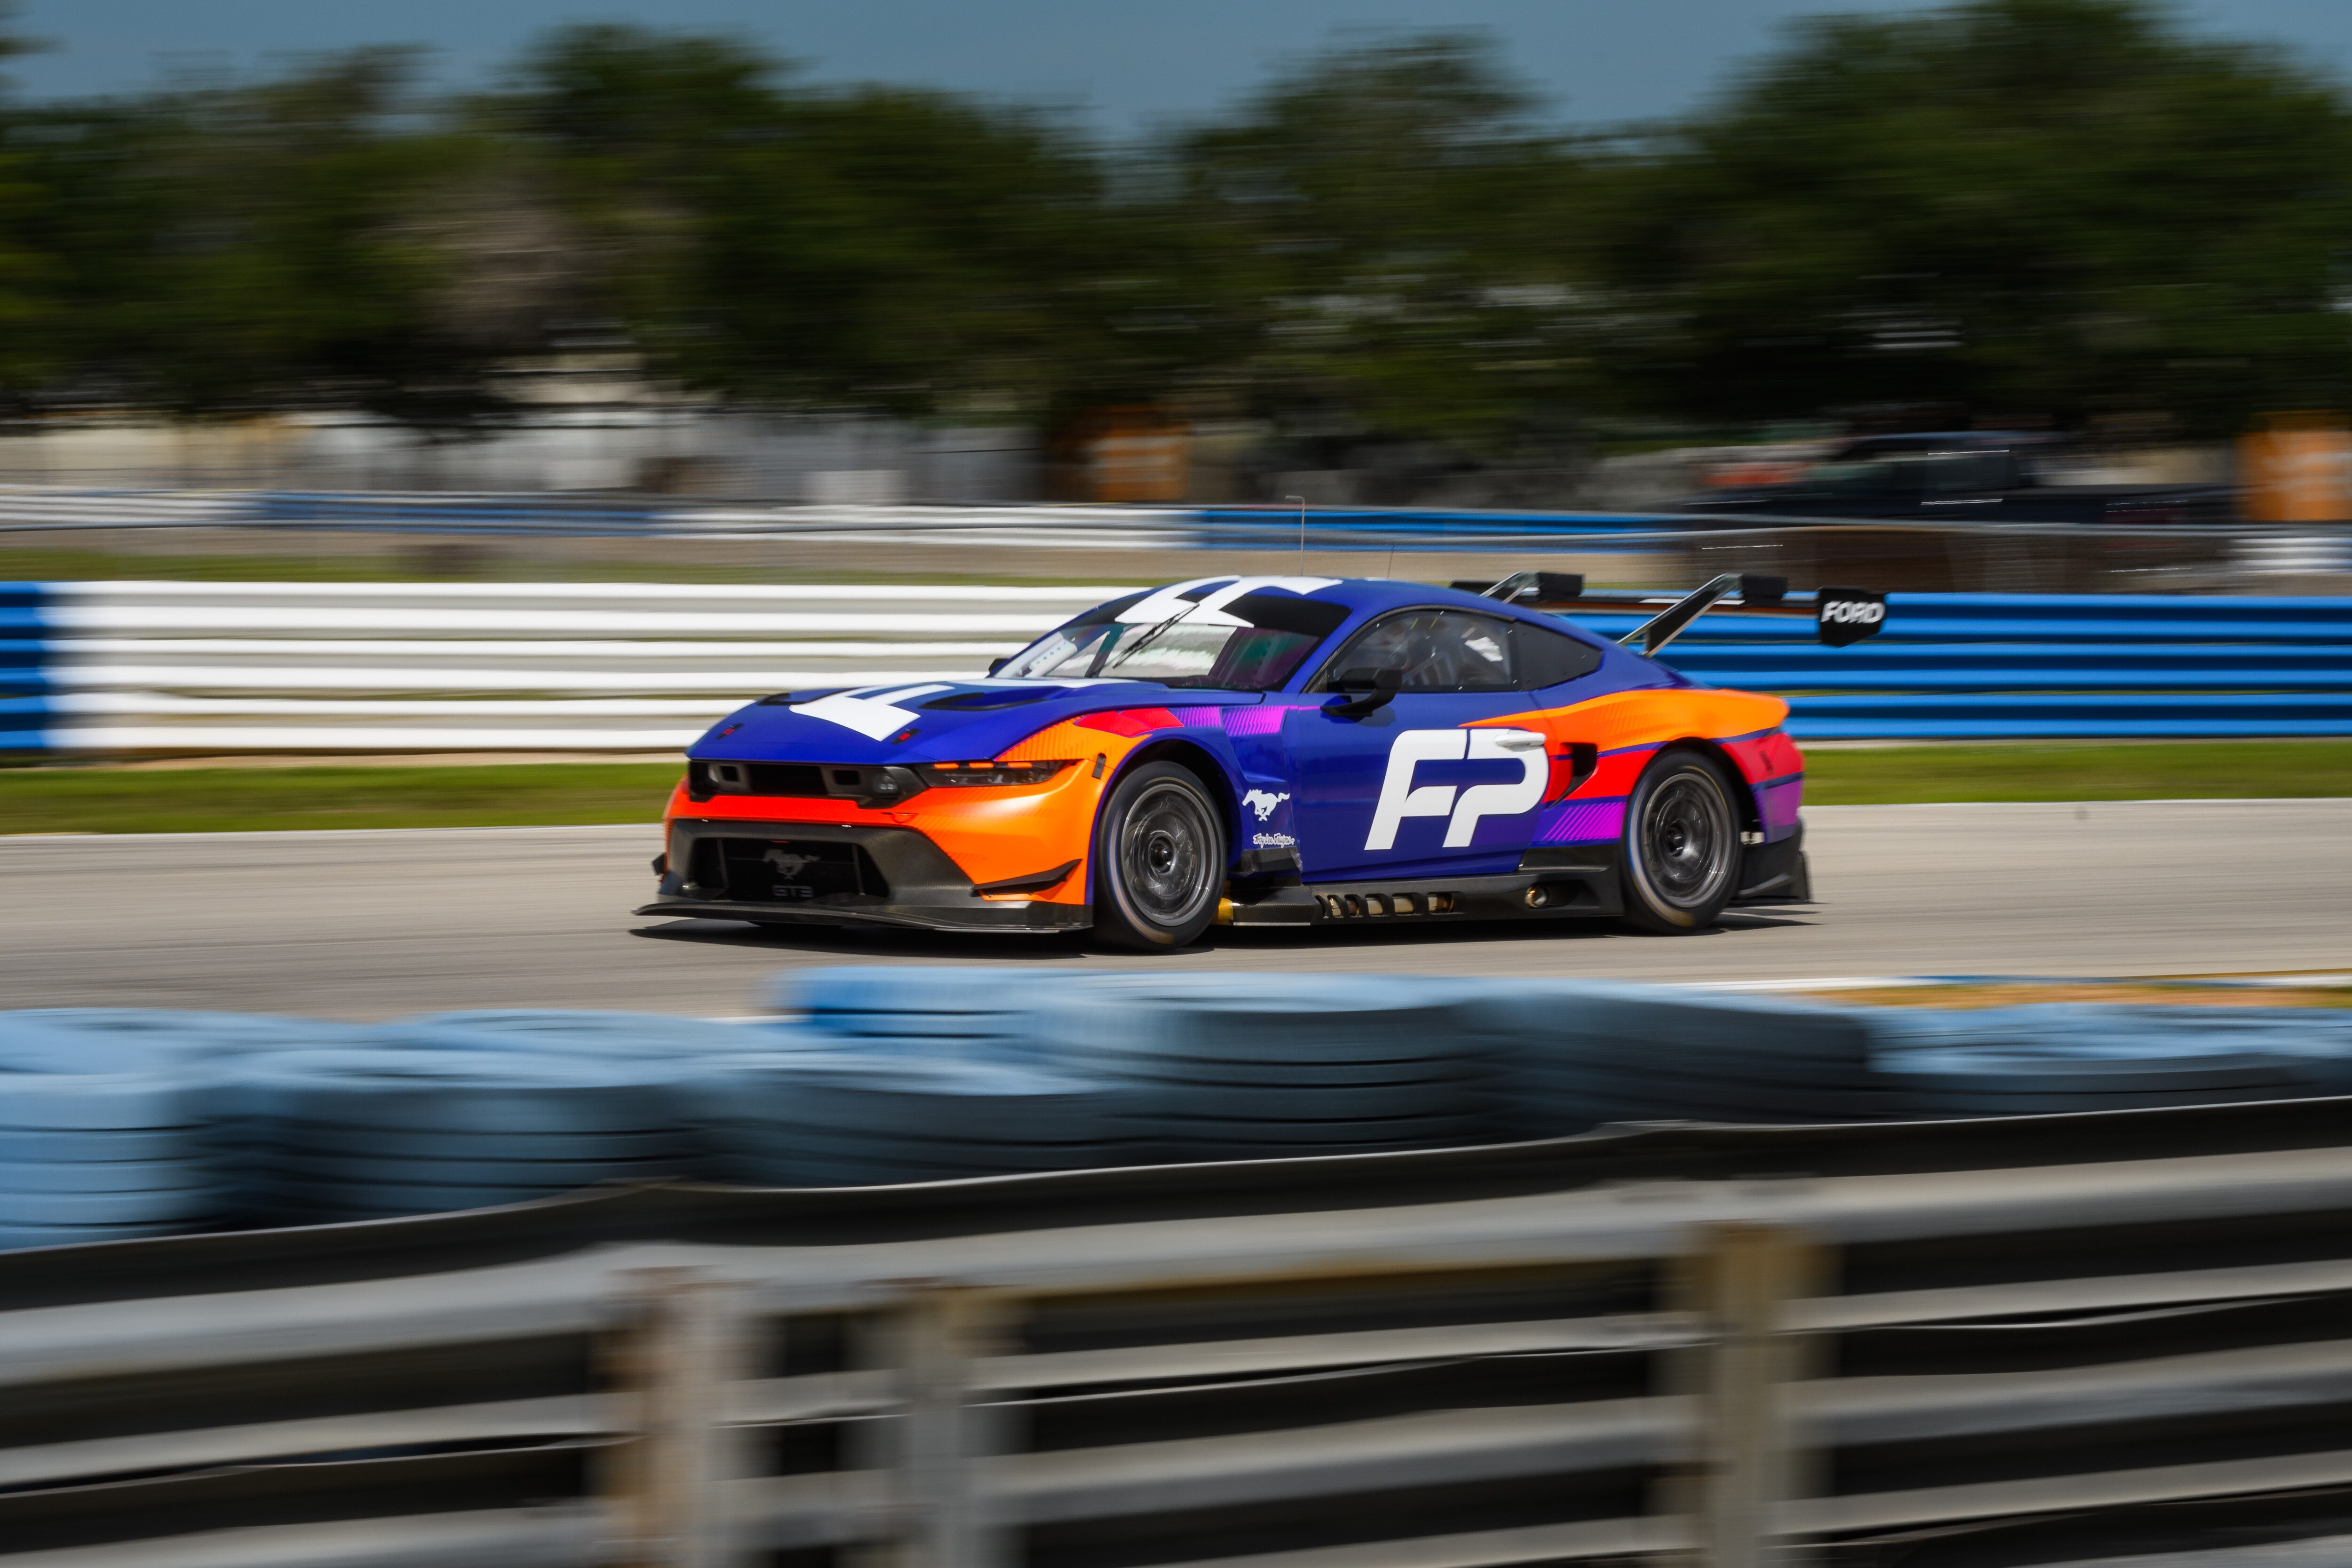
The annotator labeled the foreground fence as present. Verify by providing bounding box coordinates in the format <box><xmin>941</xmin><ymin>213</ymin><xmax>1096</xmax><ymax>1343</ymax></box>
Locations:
<box><xmin>8</xmin><ymin>582</ymin><xmax>2352</xmax><ymax>750</ymax></box>
<box><xmin>9</xmin><ymin>1103</ymin><xmax>2352</xmax><ymax>1568</ymax></box>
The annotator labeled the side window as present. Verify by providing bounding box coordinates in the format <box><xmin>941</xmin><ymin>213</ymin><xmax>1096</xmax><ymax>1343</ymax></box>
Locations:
<box><xmin>1512</xmin><ymin>619</ymin><xmax>1605</xmax><ymax>687</ymax></box>
<box><xmin>1314</xmin><ymin>610</ymin><xmax>1518</xmax><ymax>692</ymax></box>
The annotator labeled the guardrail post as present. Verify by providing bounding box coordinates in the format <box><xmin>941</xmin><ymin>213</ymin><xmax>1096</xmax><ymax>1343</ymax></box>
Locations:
<box><xmin>890</xmin><ymin>1288</ymin><xmax>1014</xmax><ymax>1568</ymax></box>
<box><xmin>606</xmin><ymin>1267</ymin><xmax>755</xmax><ymax>1568</ymax></box>
<box><xmin>1682</xmin><ymin>1223</ymin><xmax>1824</xmax><ymax>1568</ymax></box>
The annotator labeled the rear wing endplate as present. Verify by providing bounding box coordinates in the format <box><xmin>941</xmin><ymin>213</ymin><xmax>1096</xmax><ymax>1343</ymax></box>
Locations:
<box><xmin>1467</xmin><ymin>571</ymin><xmax>1886</xmax><ymax>656</ymax></box>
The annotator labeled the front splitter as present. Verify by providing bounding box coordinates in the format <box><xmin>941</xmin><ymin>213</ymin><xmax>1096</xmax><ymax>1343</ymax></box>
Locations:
<box><xmin>633</xmin><ymin>896</ymin><xmax>1089</xmax><ymax>934</ymax></box>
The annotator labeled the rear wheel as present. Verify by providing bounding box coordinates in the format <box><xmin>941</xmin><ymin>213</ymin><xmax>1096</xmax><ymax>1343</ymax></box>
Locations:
<box><xmin>1093</xmin><ymin>761</ymin><xmax>1226</xmax><ymax>951</ymax></box>
<box><xmin>1619</xmin><ymin>748</ymin><xmax>1741</xmax><ymax>933</ymax></box>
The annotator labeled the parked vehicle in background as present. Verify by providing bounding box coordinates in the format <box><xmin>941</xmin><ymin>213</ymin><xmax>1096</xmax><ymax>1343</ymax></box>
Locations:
<box><xmin>1673</xmin><ymin>432</ymin><xmax>2239</xmax><ymax>524</ymax></box>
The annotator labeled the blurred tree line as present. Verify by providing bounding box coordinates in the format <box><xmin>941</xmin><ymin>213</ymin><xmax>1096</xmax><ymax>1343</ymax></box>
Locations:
<box><xmin>2</xmin><ymin>0</ymin><xmax>2351</xmax><ymax>468</ymax></box>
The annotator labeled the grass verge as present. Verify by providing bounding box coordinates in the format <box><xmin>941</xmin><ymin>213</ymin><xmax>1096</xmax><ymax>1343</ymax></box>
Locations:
<box><xmin>3</xmin><ymin>740</ymin><xmax>2351</xmax><ymax>834</ymax></box>
<box><xmin>0</xmin><ymin>762</ymin><xmax>681</xmax><ymax>835</ymax></box>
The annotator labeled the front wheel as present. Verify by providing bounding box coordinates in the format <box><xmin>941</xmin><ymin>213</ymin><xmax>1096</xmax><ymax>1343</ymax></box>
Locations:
<box><xmin>1619</xmin><ymin>748</ymin><xmax>1741</xmax><ymax>933</ymax></box>
<box><xmin>1093</xmin><ymin>761</ymin><xmax>1226</xmax><ymax>951</ymax></box>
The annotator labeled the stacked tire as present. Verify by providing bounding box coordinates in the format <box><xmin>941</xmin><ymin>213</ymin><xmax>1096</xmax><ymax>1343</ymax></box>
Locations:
<box><xmin>1470</xmin><ymin>982</ymin><xmax>1889</xmax><ymax>1135</ymax></box>
<box><xmin>204</xmin><ymin>1048</ymin><xmax>693</xmax><ymax>1223</ymax></box>
<box><xmin>404</xmin><ymin>1009</ymin><xmax>794</xmax><ymax>1061</ymax></box>
<box><xmin>766</xmin><ymin>966</ymin><xmax>1064</xmax><ymax>1064</ymax></box>
<box><xmin>1033</xmin><ymin>975</ymin><xmax>1500</xmax><ymax>1161</ymax></box>
<box><xmin>684</xmin><ymin>1053</ymin><xmax>1120</xmax><ymax>1186</ymax></box>
<box><xmin>1868</xmin><ymin>1005</ymin><xmax>2340</xmax><ymax>1116</ymax></box>
<box><xmin>0</xmin><ymin>1017</ymin><xmax>220</xmax><ymax>1249</ymax></box>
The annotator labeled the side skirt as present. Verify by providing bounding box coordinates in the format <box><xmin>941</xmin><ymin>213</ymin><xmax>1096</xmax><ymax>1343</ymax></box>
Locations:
<box><xmin>1221</xmin><ymin>854</ymin><xmax>1626</xmax><ymax>928</ymax></box>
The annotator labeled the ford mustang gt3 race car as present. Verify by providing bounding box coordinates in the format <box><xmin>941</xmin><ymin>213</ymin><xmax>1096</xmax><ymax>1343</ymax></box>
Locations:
<box><xmin>637</xmin><ymin>572</ymin><xmax>1884</xmax><ymax>949</ymax></box>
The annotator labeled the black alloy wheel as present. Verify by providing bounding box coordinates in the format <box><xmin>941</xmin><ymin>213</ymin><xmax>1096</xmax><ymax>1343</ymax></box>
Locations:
<box><xmin>1620</xmin><ymin>748</ymin><xmax>1742</xmax><ymax>933</ymax></box>
<box><xmin>1094</xmin><ymin>761</ymin><xmax>1226</xmax><ymax>950</ymax></box>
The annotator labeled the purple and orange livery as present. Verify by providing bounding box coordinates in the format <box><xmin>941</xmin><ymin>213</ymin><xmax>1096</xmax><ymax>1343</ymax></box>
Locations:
<box><xmin>639</xmin><ymin>575</ymin><xmax>1828</xmax><ymax>934</ymax></box>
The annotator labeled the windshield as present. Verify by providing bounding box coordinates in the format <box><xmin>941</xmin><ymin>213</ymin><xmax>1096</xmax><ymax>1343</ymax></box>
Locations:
<box><xmin>996</xmin><ymin>588</ymin><xmax>1352</xmax><ymax>691</ymax></box>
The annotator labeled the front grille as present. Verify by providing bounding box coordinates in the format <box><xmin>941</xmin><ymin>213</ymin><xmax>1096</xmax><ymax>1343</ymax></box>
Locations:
<box><xmin>689</xmin><ymin>760</ymin><xmax>828</xmax><ymax>799</ymax></box>
<box><xmin>688</xmin><ymin>837</ymin><xmax>890</xmax><ymax>903</ymax></box>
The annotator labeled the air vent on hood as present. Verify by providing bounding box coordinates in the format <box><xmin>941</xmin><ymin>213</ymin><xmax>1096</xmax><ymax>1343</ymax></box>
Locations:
<box><xmin>921</xmin><ymin>688</ymin><xmax>1065</xmax><ymax>711</ymax></box>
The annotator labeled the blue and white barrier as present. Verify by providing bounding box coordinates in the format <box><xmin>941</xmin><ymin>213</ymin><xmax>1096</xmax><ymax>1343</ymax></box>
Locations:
<box><xmin>10</xmin><ymin>970</ymin><xmax>2352</xmax><ymax>1246</ymax></box>
<box><xmin>5</xmin><ymin>584</ymin><xmax>2352</xmax><ymax>749</ymax></box>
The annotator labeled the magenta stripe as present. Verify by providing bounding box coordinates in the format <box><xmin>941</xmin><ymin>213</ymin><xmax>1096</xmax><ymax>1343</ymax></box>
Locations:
<box><xmin>1217</xmin><ymin>704</ymin><xmax>1291</xmax><ymax>736</ymax></box>
<box><xmin>1534</xmin><ymin>799</ymin><xmax>1626</xmax><ymax>845</ymax></box>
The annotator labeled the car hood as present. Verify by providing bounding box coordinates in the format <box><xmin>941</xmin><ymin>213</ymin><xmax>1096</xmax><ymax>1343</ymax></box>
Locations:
<box><xmin>689</xmin><ymin>679</ymin><xmax>1268</xmax><ymax>764</ymax></box>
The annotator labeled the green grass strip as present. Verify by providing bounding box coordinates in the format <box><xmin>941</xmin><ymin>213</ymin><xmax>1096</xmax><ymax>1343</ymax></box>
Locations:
<box><xmin>3</xmin><ymin>741</ymin><xmax>2351</xmax><ymax>835</ymax></box>
<box><xmin>0</xmin><ymin>763</ymin><xmax>682</xmax><ymax>835</ymax></box>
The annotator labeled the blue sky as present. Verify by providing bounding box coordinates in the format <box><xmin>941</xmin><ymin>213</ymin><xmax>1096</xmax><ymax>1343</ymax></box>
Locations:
<box><xmin>12</xmin><ymin>1</ymin><xmax>2352</xmax><ymax>131</ymax></box>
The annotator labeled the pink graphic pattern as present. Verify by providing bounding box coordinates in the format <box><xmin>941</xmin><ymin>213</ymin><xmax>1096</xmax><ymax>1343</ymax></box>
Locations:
<box><xmin>1759</xmin><ymin>777</ymin><xmax>1804</xmax><ymax>839</ymax></box>
<box><xmin>1216</xmin><ymin>705</ymin><xmax>1293</xmax><ymax>736</ymax></box>
<box><xmin>1534</xmin><ymin>799</ymin><xmax>1627</xmax><ymax>845</ymax></box>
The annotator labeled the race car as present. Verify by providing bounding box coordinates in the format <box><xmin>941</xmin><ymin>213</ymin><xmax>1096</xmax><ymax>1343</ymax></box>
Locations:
<box><xmin>637</xmin><ymin>572</ymin><xmax>1884</xmax><ymax>949</ymax></box>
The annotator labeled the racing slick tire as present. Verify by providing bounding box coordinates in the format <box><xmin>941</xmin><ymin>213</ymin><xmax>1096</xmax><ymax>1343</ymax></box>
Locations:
<box><xmin>1092</xmin><ymin>761</ymin><xmax>1227</xmax><ymax>952</ymax></box>
<box><xmin>1618</xmin><ymin>747</ymin><xmax>1742</xmax><ymax>934</ymax></box>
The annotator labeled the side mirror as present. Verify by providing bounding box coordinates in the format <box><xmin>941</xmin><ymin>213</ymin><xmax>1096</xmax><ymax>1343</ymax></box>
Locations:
<box><xmin>987</xmin><ymin>657</ymin><xmax>1009</xmax><ymax>675</ymax></box>
<box><xmin>1327</xmin><ymin>667</ymin><xmax>1403</xmax><ymax>718</ymax></box>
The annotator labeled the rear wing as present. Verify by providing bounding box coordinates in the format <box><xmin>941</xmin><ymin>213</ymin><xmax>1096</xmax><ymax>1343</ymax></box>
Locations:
<box><xmin>1458</xmin><ymin>571</ymin><xmax>1886</xmax><ymax>657</ymax></box>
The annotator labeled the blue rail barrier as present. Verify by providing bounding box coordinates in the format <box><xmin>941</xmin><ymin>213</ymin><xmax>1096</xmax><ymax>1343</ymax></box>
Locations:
<box><xmin>2</xmin><ymin>586</ymin><xmax>2349</xmax><ymax>748</ymax></box>
<box><xmin>0</xmin><ymin>587</ymin><xmax>45</xmax><ymax>748</ymax></box>
<box><xmin>1611</xmin><ymin>590</ymin><xmax>2352</xmax><ymax>738</ymax></box>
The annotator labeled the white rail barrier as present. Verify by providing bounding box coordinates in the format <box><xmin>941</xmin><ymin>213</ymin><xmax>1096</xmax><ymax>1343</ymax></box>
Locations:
<box><xmin>20</xmin><ymin>581</ymin><xmax>1125</xmax><ymax>752</ymax></box>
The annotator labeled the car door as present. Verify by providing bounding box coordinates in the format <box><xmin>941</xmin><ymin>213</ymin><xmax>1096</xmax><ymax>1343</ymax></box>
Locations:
<box><xmin>1281</xmin><ymin>608</ymin><xmax>1553</xmax><ymax>881</ymax></box>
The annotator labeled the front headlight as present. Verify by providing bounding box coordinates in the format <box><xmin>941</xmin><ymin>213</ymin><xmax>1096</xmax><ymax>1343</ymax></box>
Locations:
<box><xmin>918</xmin><ymin>760</ymin><xmax>1077</xmax><ymax>788</ymax></box>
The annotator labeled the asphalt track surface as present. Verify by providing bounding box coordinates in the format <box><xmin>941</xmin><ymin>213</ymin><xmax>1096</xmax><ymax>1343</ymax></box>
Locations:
<box><xmin>3</xmin><ymin>800</ymin><xmax>2348</xmax><ymax>1018</ymax></box>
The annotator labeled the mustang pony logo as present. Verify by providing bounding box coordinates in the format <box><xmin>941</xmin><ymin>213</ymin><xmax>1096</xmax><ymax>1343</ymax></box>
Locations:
<box><xmin>1241</xmin><ymin>788</ymin><xmax>1290</xmax><ymax>822</ymax></box>
<box><xmin>1366</xmin><ymin>729</ymin><xmax>1548</xmax><ymax>850</ymax></box>
<box><xmin>762</xmin><ymin>848</ymin><xmax>817</xmax><ymax>879</ymax></box>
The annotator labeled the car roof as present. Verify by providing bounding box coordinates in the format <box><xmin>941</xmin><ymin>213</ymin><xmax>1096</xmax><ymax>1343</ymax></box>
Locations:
<box><xmin>1161</xmin><ymin>574</ymin><xmax>1574</xmax><ymax>625</ymax></box>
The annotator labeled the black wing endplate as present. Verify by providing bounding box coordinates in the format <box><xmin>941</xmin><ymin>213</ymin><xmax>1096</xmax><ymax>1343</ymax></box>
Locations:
<box><xmin>1461</xmin><ymin>571</ymin><xmax>1887</xmax><ymax>654</ymax></box>
<box><xmin>1814</xmin><ymin>586</ymin><xmax>1888</xmax><ymax>647</ymax></box>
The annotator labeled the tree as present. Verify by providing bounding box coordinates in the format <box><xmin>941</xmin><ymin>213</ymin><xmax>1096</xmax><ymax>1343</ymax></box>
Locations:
<box><xmin>0</xmin><ymin>1</ymin><xmax>57</xmax><ymax>405</ymax></box>
<box><xmin>498</xmin><ymin>24</ymin><xmax>1117</xmax><ymax>417</ymax></box>
<box><xmin>1161</xmin><ymin>34</ymin><xmax>1598</xmax><ymax>466</ymax></box>
<box><xmin>1589</xmin><ymin>0</ymin><xmax>2352</xmax><ymax>435</ymax></box>
<box><xmin>8</xmin><ymin>50</ymin><xmax>512</xmax><ymax>421</ymax></box>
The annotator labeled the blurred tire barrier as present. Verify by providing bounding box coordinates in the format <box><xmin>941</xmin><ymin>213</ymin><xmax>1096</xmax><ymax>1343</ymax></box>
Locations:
<box><xmin>22</xmin><ymin>1104</ymin><xmax>2352</xmax><ymax>1566</ymax></box>
<box><xmin>1869</xmin><ymin>1004</ymin><xmax>2352</xmax><ymax>1114</ymax></box>
<box><xmin>686</xmin><ymin>1053</ymin><xmax>1124</xmax><ymax>1184</ymax></box>
<box><xmin>9</xmin><ymin>580</ymin><xmax>2352</xmax><ymax>750</ymax></box>
<box><xmin>0</xmin><ymin>1015</ymin><xmax>218</xmax><ymax>1247</ymax></box>
<box><xmin>1035</xmin><ymin>974</ymin><xmax>1499</xmax><ymax>1160</ymax></box>
<box><xmin>399</xmin><ymin>1009</ymin><xmax>786</xmax><ymax>1060</ymax></box>
<box><xmin>768</xmin><ymin>964</ymin><xmax>1073</xmax><ymax>1063</ymax></box>
<box><xmin>203</xmin><ymin>1047</ymin><xmax>696</xmax><ymax>1222</ymax></box>
<box><xmin>1468</xmin><ymin>982</ymin><xmax>1887</xmax><ymax>1133</ymax></box>
<box><xmin>23</xmin><ymin>982</ymin><xmax>2352</xmax><ymax>1234</ymax></box>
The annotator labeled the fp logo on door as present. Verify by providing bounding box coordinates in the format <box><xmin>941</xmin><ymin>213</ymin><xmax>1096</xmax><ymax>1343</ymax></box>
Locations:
<box><xmin>1366</xmin><ymin>729</ymin><xmax>1548</xmax><ymax>850</ymax></box>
